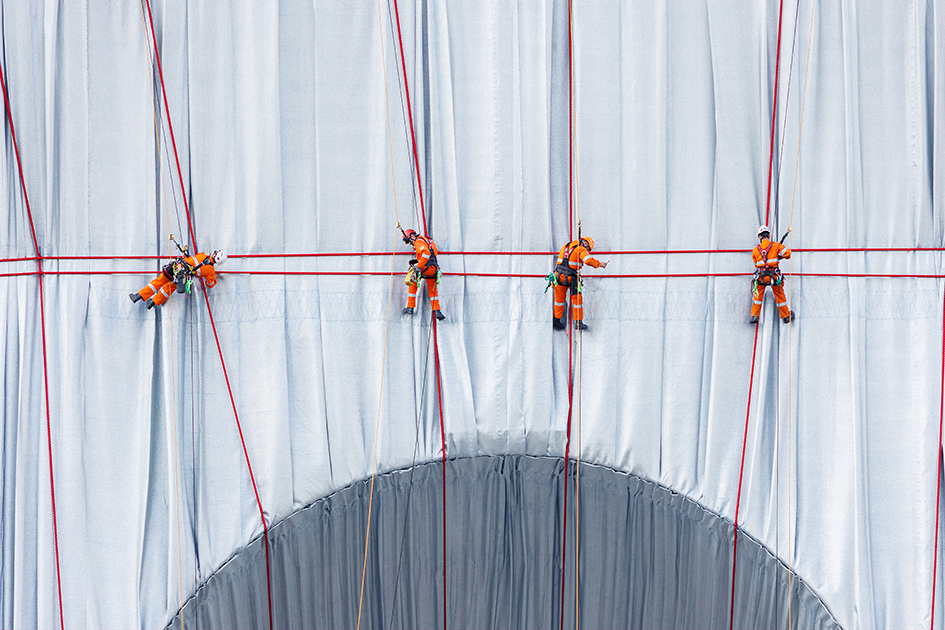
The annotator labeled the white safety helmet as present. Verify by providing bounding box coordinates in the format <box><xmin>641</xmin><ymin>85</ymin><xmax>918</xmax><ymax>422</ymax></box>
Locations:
<box><xmin>757</xmin><ymin>225</ymin><xmax>770</xmax><ymax>238</ymax></box>
<box><xmin>211</xmin><ymin>249</ymin><xmax>226</xmax><ymax>265</ymax></box>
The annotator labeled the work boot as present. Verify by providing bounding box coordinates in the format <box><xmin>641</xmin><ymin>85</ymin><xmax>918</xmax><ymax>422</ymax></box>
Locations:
<box><xmin>145</xmin><ymin>298</ymin><xmax>156</xmax><ymax>310</ymax></box>
<box><xmin>129</xmin><ymin>292</ymin><xmax>142</xmax><ymax>303</ymax></box>
<box><xmin>575</xmin><ymin>321</ymin><xmax>589</xmax><ymax>331</ymax></box>
<box><xmin>553</xmin><ymin>316</ymin><xmax>565</xmax><ymax>330</ymax></box>
<box><xmin>402</xmin><ymin>307</ymin><xmax>414</xmax><ymax>315</ymax></box>
<box><xmin>434</xmin><ymin>310</ymin><xmax>446</xmax><ymax>321</ymax></box>
<box><xmin>782</xmin><ymin>311</ymin><xmax>795</xmax><ymax>324</ymax></box>
<box><xmin>749</xmin><ymin>315</ymin><xmax>759</xmax><ymax>324</ymax></box>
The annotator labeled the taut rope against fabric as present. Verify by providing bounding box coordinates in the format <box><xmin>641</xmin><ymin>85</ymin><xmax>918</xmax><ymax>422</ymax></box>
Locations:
<box><xmin>0</xmin><ymin>29</ymin><xmax>65</xmax><ymax>630</ymax></box>
<box><xmin>783</xmin><ymin>0</ymin><xmax>817</xmax><ymax>622</ymax></box>
<box><xmin>385</xmin><ymin>0</ymin><xmax>448</xmax><ymax>626</ymax></box>
<box><xmin>764</xmin><ymin>0</ymin><xmax>787</xmax><ymax>226</ymax></box>
<box><xmin>560</xmin><ymin>1</ymin><xmax>584</xmax><ymax>627</ymax></box>
<box><xmin>137</xmin><ymin>0</ymin><xmax>186</xmax><ymax>609</ymax></box>
<box><xmin>356</xmin><ymin>2</ymin><xmax>405</xmax><ymax>626</ymax></box>
<box><xmin>732</xmin><ymin>0</ymin><xmax>788</xmax><ymax>626</ymax></box>
<box><xmin>141</xmin><ymin>2</ymin><xmax>274</xmax><ymax>628</ymax></box>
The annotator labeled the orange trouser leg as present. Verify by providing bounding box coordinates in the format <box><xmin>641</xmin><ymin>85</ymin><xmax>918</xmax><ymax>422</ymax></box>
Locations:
<box><xmin>426</xmin><ymin>277</ymin><xmax>440</xmax><ymax>311</ymax></box>
<box><xmin>772</xmin><ymin>283</ymin><xmax>791</xmax><ymax>319</ymax></box>
<box><xmin>152</xmin><ymin>281</ymin><xmax>177</xmax><ymax>306</ymax></box>
<box><xmin>407</xmin><ymin>281</ymin><xmax>419</xmax><ymax>308</ymax></box>
<box><xmin>571</xmin><ymin>290</ymin><xmax>584</xmax><ymax>322</ymax></box>
<box><xmin>751</xmin><ymin>283</ymin><xmax>765</xmax><ymax>317</ymax></box>
<box><xmin>553</xmin><ymin>284</ymin><xmax>568</xmax><ymax>319</ymax></box>
<box><xmin>139</xmin><ymin>275</ymin><xmax>170</xmax><ymax>301</ymax></box>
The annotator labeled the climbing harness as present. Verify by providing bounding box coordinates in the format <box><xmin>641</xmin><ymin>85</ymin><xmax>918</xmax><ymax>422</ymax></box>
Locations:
<box><xmin>552</xmin><ymin>241</ymin><xmax>585</xmax><ymax>295</ymax></box>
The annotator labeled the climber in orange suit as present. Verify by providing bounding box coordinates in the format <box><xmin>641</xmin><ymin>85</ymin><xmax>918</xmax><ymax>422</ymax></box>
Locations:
<box><xmin>551</xmin><ymin>236</ymin><xmax>607</xmax><ymax>331</ymax></box>
<box><xmin>130</xmin><ymin>249</ymin><xmax>226</xmax><ymax>310</ymax></box>
<box><xmin>401</xmin><ymin>229</ymin><xmax>445</xmax><ymax>321</ymax></box>
<box><xmin>750</xmin><ymin>226</ymin><xmax>794</xmax><ymax>324</ymax></box>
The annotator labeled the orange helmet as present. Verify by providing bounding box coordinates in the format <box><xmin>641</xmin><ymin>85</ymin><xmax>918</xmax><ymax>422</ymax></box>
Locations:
<box><xmin>581</xmin><ymin>236</ymin><xmax>595</xmax><ymax>251</ymax></box>
<box><xmin>402</xmin><ymin>229</ymin><xmax>418</xmax><ymax>245</ymax></box>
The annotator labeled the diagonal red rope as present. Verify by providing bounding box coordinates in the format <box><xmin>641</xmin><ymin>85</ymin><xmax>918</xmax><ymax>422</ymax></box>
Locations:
<box><xmin>202</xmin><ymin>287</ymin><xmax>274</xmax><ymax>628</ymax></box>
<box><xmin>730</xmin><ymin>321</ymin><xmax>761</xmax><ymax>630</ymax></box>
<box><xmin>931</xmin><ymin>286</ymin><xmax>945</xmax><ymax>630</ymax></box>
<box><xmin>764</xmin><ymin>0</ymin><xmax>786</xmax><ymax>226</ymax></box>
<box><xmin>141</xmin><ymin>3</ymin><xmax>273</xmax><ymax>627</ymax></box>
<box><xmin>0</xmin><ymin>35</ymin><xmax>65</xmax><ymax>630</ymax></box>
<box><xmin>143</xmin><ymin>0</ymin><xmax>197</xmax><ymax>250</ymax></box>
<box><xmin>388</xmin><ymin>0</ymin><xmax>427</xmax><ymax>234</ymax></box>
<box><xmin>386</xmin><ymin>2</ymin><xmax>449</xmax><ymax>626</ymax></box>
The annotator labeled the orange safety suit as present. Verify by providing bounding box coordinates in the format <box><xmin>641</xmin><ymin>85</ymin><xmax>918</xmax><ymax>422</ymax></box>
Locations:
<box><xmin>751</xmin><ymin>239</ymin><xmax>791</xmax><ymax>319</ymax></box>
<box><xmin>135</xmin><ymin>253</ymin><xmax>217</xmax><ymax>307</ymax></box>
<box><xmin>553</xmin><ymin>240</ymin><xmax>602</xmax><ymax>322</ymax></box>
<box><xmin>406</xmin><ymin>236</ymin><xmax>441</xmax><ymax>312</ymax></box>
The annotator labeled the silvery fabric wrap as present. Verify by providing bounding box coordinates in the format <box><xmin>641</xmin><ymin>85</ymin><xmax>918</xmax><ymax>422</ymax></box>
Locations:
<box><xmin>0</xmin><ymin>0</ymin><xmax>942</xmax><ymax>628</ymax></box>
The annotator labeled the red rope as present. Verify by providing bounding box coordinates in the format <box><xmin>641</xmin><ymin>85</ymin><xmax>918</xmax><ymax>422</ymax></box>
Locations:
<box><xmin>730</xmin><ymin>322</ymin><xmax>761</xmax><ymax>630</ymax></box>
<box><xmin>143</xmin><ymin>0</ymin><xmax>197</xmax><ymax>250</ymax></box>
<box><xmin>931</xmin><ymin>288</ymin><xmax>945</xmax><ymax>630</ymax></box>
<box><xmin>6</xmin><ymin>247</ymin><xmax>945</xmax><ymax>267</ymax></box>
<box><xmin>387</xmin><ymin>4</ymin><xmax>448</xmax><ymax>625</ymax></box>
<box><xmin>764</xmin><ymin>0</ymin><xmax>786</xmax><ymax>225</ymax></box>
<box><xmin>567</xmin><ymin>0</ymin><xmax>574</xmax><ymax>241</ymax></box>
<box><xmin>11</xmin><ymin>270</ymin><xmax>945</xmax><ymax>281</ymax></box>
<box><xmin>202</xmin><ymin>287</ymin><xmax>274</xmax><ymax>628</ymax></box>
<box><xmin>433</xmin><ymin>318</ymin><xmax>448</xmax><ymax>629</ymax></box>
<box><xmin>0</xmin><ymin>36</ymin><xmax>65</xmax><ymax>630</ymax></box>
<box><xmin>560</xmin><ymin>3</ymin><xmax>577</xmax><ymax>624</ymax></box>
<box><xmin>141</xmin><ymin>3</ymin><xmax>273</xmax><ymax>626</ymax></box>
<box><xmin>389</xmin><ymin>0</ymin><xmax>427</xmax><ymax>234</ymax></box>
<box><xmin>559</xmin><ymin>321</ymin><xmax>575</xmax><ymax>630</ymax></box>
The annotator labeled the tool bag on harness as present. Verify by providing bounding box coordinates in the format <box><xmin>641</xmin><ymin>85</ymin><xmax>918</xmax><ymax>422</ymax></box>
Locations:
<box><xmin>171</xmin><ymin>257</ymin><xmax>198</xmax><ymax>294</ymax></box>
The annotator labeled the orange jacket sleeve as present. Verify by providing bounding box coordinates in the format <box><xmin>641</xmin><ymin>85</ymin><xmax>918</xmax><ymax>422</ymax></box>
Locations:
<box><xmin>190</xmin><ymin>253</ymin><xmax>217</xmax><ymax>286</ymax></box>
<box><xmin>577</xmin><ymin>246</ymin><xmax>601</xmax><ymax>268</ymax></box>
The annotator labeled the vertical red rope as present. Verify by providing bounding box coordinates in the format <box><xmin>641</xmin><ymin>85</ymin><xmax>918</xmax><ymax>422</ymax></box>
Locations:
<box><xmin>202</xmin><ymin>289</ymin><xmax>274</xmax><ymax>629</ymax></box>
<box><xmin>730</xmin><ymin>322</ymin><xmax>761</xmax><ymax>630</ymax></box>
<box><xmin>764</xmin><ymin>0</ymin><xmax>786</xmax><ymax>225</ymax></box>
<box><xmin>387</xmin><ymin>3</ymin><xmax>446</xmax><ymax>625</ymax></box>
<box><xmin>559</xmin><ymin>323</ymin><xmax>574</xmax><ymax>630</ymax></box>
<box><xmin>560</xmin><ymin>3</ymin><xmax>576</xmax><ymax>627</ymax></box>
<box><xmin>0</xmin><ymin>40</ymin><xmax>65</xmax><ymax>630</ymax></box>
<box><xmin>388</xmin><ymin>0</ymin><xmax>427</xmax><ymax>234</ymax></box>
<box><xmin>143</xmin><ymin>0</ymin><xmax>197</xmax><ymax>250</ymax></box>
<box><xmin>433</xmin><ymin>318</ymin><xmax>447</xmax><ymax>630</ymax></box>
<box><xmin>567</xmin><ymin>0</ymin><xmax>574</xmax><ymax>241</ymax></box>
<box><xmin>931</xmin><ymin>286</ymin><xmax>945</xmax><ymax>630</ymax></box>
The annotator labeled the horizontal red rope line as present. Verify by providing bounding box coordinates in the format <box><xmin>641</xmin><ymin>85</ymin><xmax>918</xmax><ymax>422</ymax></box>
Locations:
<box><xmin>5</xmin><ymin>246</ymin><xmax>945</xmax><ymax>266</ymax></box>
<box><xmin>6</xmin><ymin>270</ymin><xmax>945</xmax><ymax>280</ymax></box>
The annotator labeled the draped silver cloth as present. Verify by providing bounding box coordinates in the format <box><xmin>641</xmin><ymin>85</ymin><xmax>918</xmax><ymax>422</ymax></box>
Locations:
<box><xmin>0</xmin><ymin>0</ymin><xmax>942</xmax><ymax>628</ymax></box>
<box><xmin>168</xmin><ymin>456</ymin><xmax>839</xmax><ymax>630</ymax></box>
